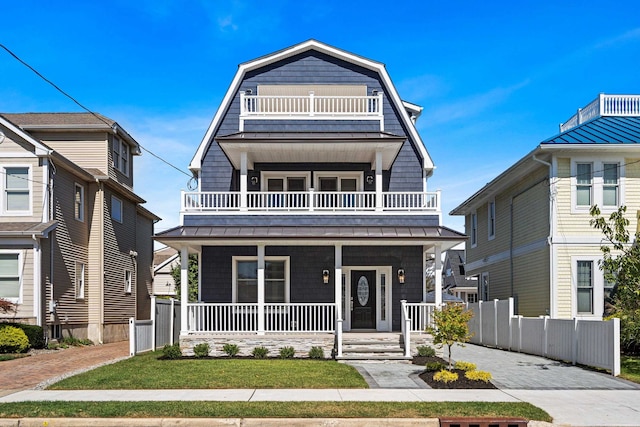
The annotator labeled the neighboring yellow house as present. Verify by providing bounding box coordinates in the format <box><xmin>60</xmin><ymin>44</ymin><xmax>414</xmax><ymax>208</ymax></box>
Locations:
<box><xmin>0</xmin><ymin>113</ymin><xmax>159</xmax><ymax>343</ymax></box>
<box><xmin>451</xmin><ymin>94</ymin><xmax>640</xmax><ymax>320</ymax></box>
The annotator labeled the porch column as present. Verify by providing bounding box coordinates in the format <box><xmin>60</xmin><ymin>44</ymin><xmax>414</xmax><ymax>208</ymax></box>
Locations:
<box><xmin>335</xmin><ymin>244</ymin><xmax>343</xmax><ymax>357</ymax></box>
<box><xmin>180</xmin><ymin>246</ymin><xmax>189</xmax><ymax>334</ymax></box>
<box><xmin>422</xmin><ymin>247</ymin><xmax>427</xmax><ymax>303</ymax></box>
<box><xmin>434</xmin><ymin>245</ymin><xmax>443</xmax><ymax>307</ymax></box>
<box><xmin>257</xmin><ymin>244</ymin><xmax>265</xmax><ymax>335</ymax></box>
<box><xmin>240</xmin><ymin>151</ymin><xmax>248</xmax><ymax>211</ymax></box>
<box><xmin>375</xmin><ymin>151</ymin><xmax>383</xmax><ymax>212</ymax></box>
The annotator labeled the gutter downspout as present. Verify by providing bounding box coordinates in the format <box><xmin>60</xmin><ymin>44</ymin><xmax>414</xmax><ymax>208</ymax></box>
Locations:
<box><xmin>532</xmin><ymin>154</ymin><xmax>555</xmax><ymax>317</ymax></box>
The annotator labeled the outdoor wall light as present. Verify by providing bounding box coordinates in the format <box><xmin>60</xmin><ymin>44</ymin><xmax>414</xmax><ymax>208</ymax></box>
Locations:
<box><xmin>251</xmin><ymin>176</ymin><xmax>259</xmax><ymax>185</ymax></box>
<box><xmin>366</xmin><ymin>175</ymin><xmax>374</xmax><ymax>185</ymax></box>
<box><xmin>322</xmin><ymin>269</ymin><xmax>330</xmax><ymax>284</ymax></box>
<box><xmin>397</xmin><ymin>268</ymin><xmax>405</xmax><ymax>284</ymax></box>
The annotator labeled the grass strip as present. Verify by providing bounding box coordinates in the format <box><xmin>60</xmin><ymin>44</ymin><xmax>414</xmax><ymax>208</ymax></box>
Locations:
<box><xmin>620</xmin><ymin>355</ymin><xmax>640</xmax><ymax>383</ymax></box>
<box><xmin>0</xmin><ymin>401</ymin><xmax>552</xmax><ymax>421</ymax></box>
<box><xmin>50</xmin><ymin>352</ymin><xmax>367</xmax><ymax>389</ymax></box>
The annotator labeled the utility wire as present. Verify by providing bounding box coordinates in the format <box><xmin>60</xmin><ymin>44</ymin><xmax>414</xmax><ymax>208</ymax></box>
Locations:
<box><xmin>0</xmin><ymin>43</ymin><xmax>193</xmax><ymax>179</ymax></box>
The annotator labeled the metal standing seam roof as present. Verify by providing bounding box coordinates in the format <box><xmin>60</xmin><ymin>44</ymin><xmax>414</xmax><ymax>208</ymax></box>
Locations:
<box><xmin>543</xmin><ymin>116</ymin><xmax>640</xmax><ymax>144</ymax></box>
<box><xmin>156</xmin><ymin>225</ymin><xmax>466</xmax><ymax>240</ymax></box>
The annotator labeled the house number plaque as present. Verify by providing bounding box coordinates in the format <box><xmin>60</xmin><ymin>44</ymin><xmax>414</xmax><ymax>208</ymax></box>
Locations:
<box><xmin>357</xmin><ymin>276</ymin><xmax>369</xmax><ymax>306</ymax></box>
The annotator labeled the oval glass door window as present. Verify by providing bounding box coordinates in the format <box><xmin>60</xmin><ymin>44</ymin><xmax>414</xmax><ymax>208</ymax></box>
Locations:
<box><xmin>357</xmin><ymin>276</ymin><xmax>369</xmax><ymax>306</ymax></box>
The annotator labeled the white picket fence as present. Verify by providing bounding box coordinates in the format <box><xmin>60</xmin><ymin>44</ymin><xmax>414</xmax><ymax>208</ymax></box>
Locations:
<box><xmin>467</xmin><ymin>298</ymin><xmax>620</xmax><ymax>376</ymax></box>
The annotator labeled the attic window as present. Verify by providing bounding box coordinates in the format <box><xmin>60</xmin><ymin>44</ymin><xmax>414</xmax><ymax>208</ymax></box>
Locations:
<box><xmin>113</xmin><ymin>137</ymin><xmax>130</xmax><ymax>176</ymax></box>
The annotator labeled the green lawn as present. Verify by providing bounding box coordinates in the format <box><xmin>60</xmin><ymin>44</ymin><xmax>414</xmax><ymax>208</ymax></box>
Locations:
<box><xmin>0</xmin><ymin>401</ymin><xmax>552</xmax><ymax>421</ymax></box>
<box><xmin>621</xmin><ymin>355</ymin><xmax>640</xmax><ymax>383</ymax></box>
<box><xmin>49</xmin><ymin>351</ymin><xmax>368</xmax><ymax>389</ymax></box>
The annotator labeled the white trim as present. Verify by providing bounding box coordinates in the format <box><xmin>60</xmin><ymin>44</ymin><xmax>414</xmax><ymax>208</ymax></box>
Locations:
<box><xmin>314</xmin><ymin>171</ymin><xmax>363</xmax><ymax>191</ymax></box>
<box><xmin>231</xmin><ymin>255</ymin><xmax>290</xmax><ymax>303</ymax></box>
<box><xmin>0</xmin><ymin>152</ymin><xmax>38</xmax><ymax>158</ymax></box>
<box><xmin>1</xmin><ymin>164</ymin><xmax>33</xmax><ymax>216</ymax></box>
<box><xmin>0</xmin><ymin>250</ymin><xmax>23</xmax><ymax>304</ymax></box>
<box><xmin>261</xmin><ymin>171</ymin><xmax>312</xmax><ymax>191</ymax></box>
<box><xmin>124</xmin><ymin>269</ymin><xmax>132</xmax><ymax>294</ymax></box>
<box><xmin>0</xmin><ymin>117</ymin><xmax>52</xmax><ymax>156</ymax></box>
<box><xmin>570</xmin><ymin>255</ymin><xmax>605</xmax><ymax>319</ymax></box>
<box><xmin>75</xmin><ymin>261</ymin><xmax>85</xmax><ymax>299</ymax></box>
<box><xmin>188</xmin><ymin>40</ymin><xmax>433</xmax><ymax>173</ymax></box>
<box><xmin>342</xmin><ymin>265</ymin><xmax>392</xmax><ymax>332</ymax></box>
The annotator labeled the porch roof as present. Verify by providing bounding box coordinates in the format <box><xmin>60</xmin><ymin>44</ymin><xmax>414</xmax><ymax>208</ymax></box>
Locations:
<box><xmin>0</xmin><ymin>221</ymin><xmax>58</xmax><ymax>237</ymax></box>
<box><xmin>216</xmin><ymin>131</ymin><xmax>405</xmax><ymax>169</ymax></box>
<box><xmin>155</xmin><ymin>224</ymin><xmax>466</xmax><ymax>250</ymax></box>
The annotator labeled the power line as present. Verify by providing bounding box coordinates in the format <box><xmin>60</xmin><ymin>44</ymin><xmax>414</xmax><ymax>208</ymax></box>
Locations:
<box><xmin>0</xmin><ymin>43</ymin><xmax>193</xmax><ymax>179</ymax></box>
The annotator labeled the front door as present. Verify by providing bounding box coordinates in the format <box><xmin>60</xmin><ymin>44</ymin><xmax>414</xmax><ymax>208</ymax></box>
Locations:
<box><xmin>351</xmin><ymin>270</ymin><xmax>376</xmax><ymax>329</ymax></box>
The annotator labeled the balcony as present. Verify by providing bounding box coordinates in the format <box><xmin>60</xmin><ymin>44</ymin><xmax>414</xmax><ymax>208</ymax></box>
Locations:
<box><xmin>560</xmin><ymin>94</ymin><xmax>640</xmax><ymax>133</ymax></box>
<box><xmin>239</xmin><ymin>92</ymin><xmax>384</xmax><ymax>131</ymax></box>
<box><xmin>181</xmin><ymin>190</ymin><xmax>440</xmax><ymax>215</ymax></box>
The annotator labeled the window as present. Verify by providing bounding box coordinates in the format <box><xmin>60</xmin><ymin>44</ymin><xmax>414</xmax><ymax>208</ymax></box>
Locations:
<box><xmin>480</xmin><ymin>272</ymin><xmax>489</xmax><ymax>302</ymax></box>
<box><xmin>75</xmin><ymin>262</ymin><xmax>85</xmax><ymax>299</ymax></box>
<box><xmin>470</xmin><ymin>213</ymin><xmax>478</xmax><ymax>247</ymax></box>
<box><xmin>112</xmin><ymin>138</ymin><xmax>129</xmax><ymax>176</ymax></box>
<box><xmin>488</xmin><ymin>200</ymin><xmax>496</xmax><ymax>239</ymax></box>
<box><xmin>576</xmin><ymin>261</ymin><xmax>593</xmax><ymax>314</ymax></box>
<box><xmin>124</xmin><ymin>270</ymin><xmax>132</xmax><ymax>294</ymax></box>
<box><xmin>0</xmin><ymin>252</ymin><xmax>21</xmax><ymax>302</ymax></box>
<box><xmin>3</xmin><ymin>166</ymin><xmax>30</xmax><ymax>214</ymax></box>
<box><xmin>572</xmin><ymin>159</ymin><xmax>624</xmax><ymax>211</ymax></box>
<box><xmin>233</xmin><ymin>256</ymin><xmax>289</xmax><ymax>303</ymax></box>
<box><xmin>467</xmin><ymin>293</ymin><xmax>478</xmax><ymax>303</ymax></box>
<box><xmin>576</xmin><ymin>163</ymin><xmax>592</xmax><ymax>207</ymax></box>
<box><xmin>111</xmin><ymin>196</ymin><xmax>123</xmax><ymax>223</ymax></box>
<box><xmin>74</xmin><ymin>184</ymin><xmax>84</xmax><ymax>222</ymax></box>
<box><xmin>603</xmin><ymin>163</ymin><xmax>619</xmax><ymax>206</ymax></box>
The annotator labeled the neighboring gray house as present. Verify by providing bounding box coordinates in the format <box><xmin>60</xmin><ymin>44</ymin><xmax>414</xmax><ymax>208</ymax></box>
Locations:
<box><xmin>0</xmin><ymin>113</ymin><xmax>159</xmax><ymax>343</ymax></box>
<box><xmin>155</xmin><ymin>40</ymin><xmax>464</xmax><ymax>354</ymax></box>
<box><xmin>442</xmin><ymin>249</ymin><xmax>478</xmax><ymax>303</ymax></box>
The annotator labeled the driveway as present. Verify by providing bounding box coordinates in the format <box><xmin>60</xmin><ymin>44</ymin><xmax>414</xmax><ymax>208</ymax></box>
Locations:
<box><xmin>0</xmin><ymin>341</ymin><xmax>129</xmax><ymax>396</ymax></box>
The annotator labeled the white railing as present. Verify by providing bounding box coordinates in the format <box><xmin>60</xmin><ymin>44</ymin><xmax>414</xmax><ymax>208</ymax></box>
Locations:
<box><xmin>560</xmin><ymin>94</ymin><xmax>640</xmax><ymax>132</ymax></box>
<box><xmin>401</xmin><ymin>301</ymin><xmax>437</xmax><ymax>358</ymax></box>
<box><xmin>468</xmin><ymin>298</ymin><xmax>621</xmax><ymax>376</ymax></box>
<box><xmin>186</xmin><ymin>302</ymin><xmax>336</xmax><ymax>334</ymax></box>
<box><xmin>240</xmin><ymin>93</ymin><xmax>383</xmax><ymax>118</ymax></box>
<box><xmin>182</xmin><ymin>190</ymin><xmax>440</xmax><ymax>214</ymax></box>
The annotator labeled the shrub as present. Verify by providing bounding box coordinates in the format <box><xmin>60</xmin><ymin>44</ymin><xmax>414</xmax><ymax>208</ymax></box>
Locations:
<box><xmin>193</xmin><ymin>342</ymin><xmax>210</xmax><ymax>358</ymax></box>
<box><xmin>0</xmin><ymin>326</ymin><xmax>30</xmax><ymax>353</ymax></box>
<box><xmin>162</xmin><ymin>343</ymin><xmax>182</xmax><ymax>359</ymax></box>
<box><xmin>222</xmin><ymin>343</ymin><xmax>239</xmax><ymax>357</ymax></box>
<box><xmin>0</xmin><ymin>323</ymin><xmax>45</xmax><ymax>349</ymax></box>
<box><xmin>465</xmin><ymin>370</ymin><xmax>493</xmax><ymax>383</ymax></box>
<box><xmin>279</xmin><ymin>346</ymin><xmax>295</xmax><ymax>359</ymax></box>
<box><xmin>416</xmin><ymin>345</ymin><xmax>436</xmax><ymax>357</ymax></box>
<box><xmin>251</xmin><ymin>346</ymin><xmax>269</xmax><ymax>358</ymax></box>
<box><xmin>308</xmin><ymin>346</ymin><xmax>324</xmax><ymax>359</ymax></box>
<box><xmin>60</xmin><ymin>336</ymin><xmax>93</xmax><ymax>346</ymax></box>
<box><xmin>425</xmin><ymin>361</ymin><xmax>446</xmax><ymax>372</ymax></box>
<box><xmin>454</xmin><ymin>361</ymin><xmax>477</xmax><ymax>371</ymax></box>
<box><xmin>433</xmin><ymin>369</ymin><xmax>458</xmax><ymax>383</ymax></box>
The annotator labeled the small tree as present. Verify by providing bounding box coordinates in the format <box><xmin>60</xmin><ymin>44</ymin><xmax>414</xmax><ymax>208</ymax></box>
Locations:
<box><xmin>0</xmin><ymin>298</ymin><xmax>14</xmax><ymax>314</ymax></box>
<box><xmin>590</xmin><ymin>205</ymin><xmax>640</xmax><ymax>353</ymax></box>
<box><xmin>170</xmin><ymin>254</ymin><xmax>199</xmax><ymax>302</ymax></box>
<box><xmin>427</xmin><ymin>303</ymin><xmax>473</xmax><ymax>370</ymax></box>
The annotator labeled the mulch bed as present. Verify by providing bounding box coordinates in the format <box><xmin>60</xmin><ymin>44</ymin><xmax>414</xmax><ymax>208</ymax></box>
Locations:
<box><xmin>412</xmin><ymin>355</ymin><xmax>497</xmax><ymax>389</ymax></box>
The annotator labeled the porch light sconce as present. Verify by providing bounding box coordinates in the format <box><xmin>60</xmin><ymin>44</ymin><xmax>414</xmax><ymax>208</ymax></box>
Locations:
<box><xmin>372</xmin><ymin>90</ymin><xmax>379</xmax><ymax>96</ymax></box>
<box><xmin>322</xmin><ymin>269</ymin><xmax>330</xmax><ymax>284</ymax></box>
<box><xmin>244</xmin><ymin>89</ymin><xmax>253</xmax><ymax>95</ymax></box>
<box><xmin>397</xmin><ymin>268</ymin><xmax>405</xmax><ymax>284</ymax></box>
<box><xmin>366</xmin><ymin>175</ymin><xmax>374</xmax><ymax>185</ymax></box>
<box><xmin>251</xmin><ymin>176</ymin><xmax>259</xmax><ymax>185</ymax></box>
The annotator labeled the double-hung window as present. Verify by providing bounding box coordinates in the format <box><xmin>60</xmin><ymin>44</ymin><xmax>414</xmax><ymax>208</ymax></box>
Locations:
<box><xmin>576</xmin><ymin>260</ymin><xmax>593</xmax><ymax>314</ymax></box>
<box><xmin>470</xmin><ymin>212</ymin><xmax>478</xmax><ymax>247</ymax></box>
<box><xmin>75</xmin><ymin>262</ymin><xmax>85</xmax><ymax>299</ymax></box>
<box><xmin>573</xmin><ymin>256</ymin><xmax>608</xmax><ymax>318</ymax></box>
<box><xmin>111</xmin><ymin>196</ymin><xmax>123</xmax><ymax>223</ymax></box>
<box><xmin>0</xmin><ymin>252</ymin><xmax>21</xmax><ymax>302</ymax></box>
<box><xmin>74</xmin><ymin>184</ymin><xmax>85</xmax><ymax>222</ymax></box>
<box><xmin>488</xmin><ymin>200</ymin><xmax>496</xmax><ymax>240</ymax></box>
<box><xmin>112</xmin><ymin>138</ymin><xmax>129</xmax><ymax>176</ymax></box>
<box><xmin>573</xmin><ymin>159</ymin><xmax>623</xmax><ymax>211</ymax></box>
<box><xmin>3</xmin><ymin>167</ymin><xmax>30</xmax><ymax>215</ymax></box>
<box><xmin>602</xmin><ymin>163</ymin><xmax>619</xmax><ymax>207</ymax></box>
<box><xmin>576</xmin><ymin>163</ymin><xmax>592</xmax><ymax>207</ymax></box>
<box><xmin>234</xmin><ymin>257</ymin><xmax>289</xmax><ymax>303</ymax></box>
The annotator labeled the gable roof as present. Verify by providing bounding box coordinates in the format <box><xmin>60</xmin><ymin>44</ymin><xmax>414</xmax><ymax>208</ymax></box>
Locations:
<box><xmin>189</xmin><ymin>39</ymin><xmax>434</xmax><ymax>173</ymax></box>
<box><xmin>0</xmin><ymin>115</ymin><xmax>52</xmax><ymax>156</ymax></box>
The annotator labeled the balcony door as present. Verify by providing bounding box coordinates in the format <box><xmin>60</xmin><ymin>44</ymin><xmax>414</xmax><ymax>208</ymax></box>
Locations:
<box><xmin>315</xmin><ymin>172</ymin><xmax>362</xmax><ymax>209</ymax></box>
<box><xmin>262</xmin><ymin>172</ymin><xmax>310</xmax><ymax>208</ymax></box>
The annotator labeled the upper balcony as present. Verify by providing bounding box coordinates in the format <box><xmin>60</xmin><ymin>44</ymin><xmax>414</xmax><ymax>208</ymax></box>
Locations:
<box><xmin>560</xmin><ymin>94</ymin><xmax>640</xmax><ymax>133</ymax></box>
<box><xmin>239</xmin><ymin>90</ymin><xmax>385</xmax><ymax>131</ymax></box>
<box><xmin>181</xmin><ymin>190</ymin><xmax>440</xmax><ymax>215</ymax></box>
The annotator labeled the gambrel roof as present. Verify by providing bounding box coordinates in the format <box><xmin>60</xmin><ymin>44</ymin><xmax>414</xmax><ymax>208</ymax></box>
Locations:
<box><xmin>189</xmin><ymin>39</ymin><xmax>434</xmax><ymax>173</ymax></box>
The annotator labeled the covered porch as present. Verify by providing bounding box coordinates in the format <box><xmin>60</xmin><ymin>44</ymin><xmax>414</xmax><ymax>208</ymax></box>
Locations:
<box><xmin>155</xmin><ymin>223</ymin><xmax>465</xmax><ymax>357</ymax></box>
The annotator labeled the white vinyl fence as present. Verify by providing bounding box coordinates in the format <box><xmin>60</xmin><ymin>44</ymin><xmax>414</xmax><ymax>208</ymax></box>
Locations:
<box><xmin>467</xmin><ymin>298</ymin><xmax>620</xmax><ymax>376</ymax></box>
<box><xmin>130</xmin><ymin>297</ymin><xmax>181</xmax><ymax>356</ymax></box>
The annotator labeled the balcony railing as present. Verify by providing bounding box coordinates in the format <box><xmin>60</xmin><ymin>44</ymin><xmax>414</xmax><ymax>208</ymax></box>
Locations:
<box><xmin>181</xmin><ymin>190</ymin><xmax>440</xmax><ymax>214</ymax></box>
<box><xmin>560</xmin><ymin>94</ymin><xmax>640</xmax><ymax>133</ymax></box>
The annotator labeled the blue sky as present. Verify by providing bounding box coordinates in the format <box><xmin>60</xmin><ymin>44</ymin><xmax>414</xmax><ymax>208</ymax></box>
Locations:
<box><xmin>1</xmin><ymin>1</ymin><xmax>639</xmax><ymax>235</ymax></box>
